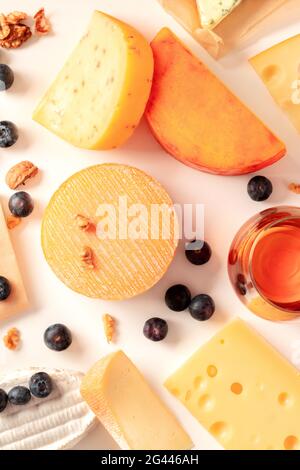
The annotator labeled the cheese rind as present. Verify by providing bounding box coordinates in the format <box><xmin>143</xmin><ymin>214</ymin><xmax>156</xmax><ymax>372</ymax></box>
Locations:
<box><xmin>165</xmin><ymin>319</ymin><xmax>300</xmax><ymax>450</ymax></box>
<box><xmin>250</xmin><ymin>35</ymin><xmax>300</xmax><ymax>133</ymax></box>
<box><xmin>41</xmin><ymin>164</ymin><xmax>178</xmax><ymax>300</ymax></box>
<box><xmin>81</xmin><ymin>351</ymin><xmax>193</xmax><ymax>450</ymax></box>
<box><xmin>33</xmin><ymin>11</ymin><xmax>153</xmax><ymax>150</ymax></box>
<box><xmin>196</xmin><ymin>0</ymin><xmax>243</xmax><ymax>29</ymax></box>
<box><xmin>0</xmin><ymin>203</ymin><xmax>29</xmax><ymax>321</ymax></box>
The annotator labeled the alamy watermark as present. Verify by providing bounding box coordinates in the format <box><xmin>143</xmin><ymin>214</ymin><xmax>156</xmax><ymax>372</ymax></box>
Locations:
<box><xmin>94</xmin><ymin>196</ymin><xmax>204</xmax><ymax>247</ymax></box>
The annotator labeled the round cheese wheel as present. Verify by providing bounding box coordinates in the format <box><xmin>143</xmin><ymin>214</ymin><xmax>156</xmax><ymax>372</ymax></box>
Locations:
<box><xmin>42</xmin><ymin>164</ymin><xmax>178</xmax><ymax>300</ymax></box>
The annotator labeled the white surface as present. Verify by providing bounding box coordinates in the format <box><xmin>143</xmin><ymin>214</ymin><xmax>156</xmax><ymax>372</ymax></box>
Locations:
<box><xmin>1</xmin><ymin>0</ymin><xmax>300</xmax><ymax>451</ymax></box>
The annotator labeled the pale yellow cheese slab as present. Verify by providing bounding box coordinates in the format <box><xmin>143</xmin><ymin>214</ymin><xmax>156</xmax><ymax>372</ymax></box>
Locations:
<box><xmin>165</xmin><ymin>319</ymin><xmax>300</xmax><ymax>450</ymax></box>
<box><xmin>33</xmin><ymin>11</ymin><xmax>153</xmax><ymax>150</ymax></box>
<box><xmin>41</xmin><ymin>164</ymin><xmax>178</xmax><ymax>300</ymax></box>
<box><xmin>81</xmin><ymin>351</ymin><xmax>193</xmax><ymax>450</ymax></box>
<box><xmin>250</xmin><ymin>34</ymin><xmax>300</xmax><ymax>133</ymax></box>
<box><xmin>0</xmin><ymin>203</ymin><xmax>29</xmax><ymax>321</ymax></box>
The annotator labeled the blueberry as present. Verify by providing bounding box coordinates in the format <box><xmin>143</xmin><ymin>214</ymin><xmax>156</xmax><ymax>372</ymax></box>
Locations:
<box><xmin>247</xmin><ymin>176</ymin><xmax>273</xmax><ymax>202</ymax></box>
<box><xmin>143</xmin><ymin>317</ymin><xmax>168</xmax><ymax>342</ymax></box>
<box><xmin>185</xmin><ymin>240</ymin><xmax>212</xmax><ymax>265</ymax></box>
<box><xmin>0</xmin><ymin>64</ymin><xmax>14</xmax><ymax>91</ymax></box>
<box><xmin>0</xmin><ymin>389</ymin><xmax>8</xmax><ymax>412</ymax></box>
<box><xmin>189</xmin><ymin>294</ymin><xmax>215</xmax><ymax>321</ymax></box>
<box><xmin>44</xmin><ymin>324</ymin><xmax>72</xmax><ymax>351</ymax></box>
<box><xmin>0</xmin><ymin>121</ymin><xmax>18</xmax><ymax>148</ymax></box>
<box><xmin>29</xmin><ymin>372</ymin><xmax>53</xmax><ymax>399</ymax></box>
<box><xmin>165</xmin><ymin>284</ymin><xmax>191</xmax><ymax>311</ymax></box>
<box><xmin>9</xmin><ymin>192</ymin><xmax>34</xmax><ymax>218</ymax></box>
<box><xmin>0</xmin><ymin>276</ymin><xmax>11</xmax><ymax>301</ymax></box>
<box><xmin>8</xmin><ymin>386</ymin><xmax>31</xmax><ymax>405</ymax></box>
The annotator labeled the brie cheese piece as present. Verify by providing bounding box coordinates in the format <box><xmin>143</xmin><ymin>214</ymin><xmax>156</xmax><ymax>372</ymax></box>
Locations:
<box><xmin>196</xmin><ymin>0</ymin><xmax>243</xmax><ymax>29</ymax></box>
<box><xmin>0</xmin><ymin>368</ymin><xmax>97</xmax><ymax>450</ymax></box>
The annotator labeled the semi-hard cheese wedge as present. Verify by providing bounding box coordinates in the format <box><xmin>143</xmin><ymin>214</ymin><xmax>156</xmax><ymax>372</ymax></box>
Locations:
<box><xmin>196</xmin><ymin>0</ymin><xmax>243</xmax><ymax>29</ymax></box>
<box><xmin>41</xmin><ymin>164</ymin><xmax>178</xmax><ymax>300</ymax></box>
<box><xmin>33</xmin><ymin>11</ymin><xmax>153</xmax><ymax>150</ymax></box>
<box><xmin>146</xmin><ymin>28</ymin><xmax>286</xmax><ymax>175</ymax></box>
<box><xmin>81</xmin><ymin>351</ymin><xmax>193</xmax><ymax>450</ymax></box>
<box><xmin>250</xmin><ymin>35</ymin><xmax>300</xmax><ymax>133</ymax></box>
<box><xmin>0</xmin><ymin>202</ymin><xmax>29</xmax><ymax>321</ymax></box>
<box><xmin>165</xmin><ymin>319</ymin><xmax>300</xmax><ymax>450</ymax></box>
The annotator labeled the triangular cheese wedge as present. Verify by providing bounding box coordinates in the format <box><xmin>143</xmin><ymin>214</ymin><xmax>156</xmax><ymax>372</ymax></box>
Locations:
<box><xmin>196</xmin><ymin>0</ymin><xmax>243</xmax><ymax>29</ymax></box>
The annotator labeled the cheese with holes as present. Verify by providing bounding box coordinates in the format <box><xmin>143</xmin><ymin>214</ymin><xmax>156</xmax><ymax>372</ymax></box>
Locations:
<box><xmin>165</xmin><ymin>319</ymin><xmax>300</xmax><ymax>450</ymax></box>
<box><xmin>250</xmin><ymin>35</ymin><xmax>300</xmax><ymax>133</ymax></box>
<box><xmin>33</xmin><ymin>11</ymin><xmax>153</xmax><ymax>150</ymax></box>
<box><xmin>41</xmin><ymin>164</ymin><xmax>178</xmax><ymax>300</ymax></box>
<box><xmin>0</xmin><ymin>203</ymin><xmax>29</xmax><ymax>321</ymax></box>
<box><xmin>81</xmin><ymin>351</ymin><xmax>193</xmax><ymax>450</ymax></box>
<box><xmin>0</xmin><ymin>368</ymin><xmax>96</xmax><ymax>450</ymax></box>
<box><xmin>196</xmin><ymin>0</ymin><xmax>243</xmax><ymax>29</ymax></box>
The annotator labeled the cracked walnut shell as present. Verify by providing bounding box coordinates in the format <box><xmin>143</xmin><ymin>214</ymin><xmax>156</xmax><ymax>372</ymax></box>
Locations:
<box><xmin>6</xmin><ymin>161</ymin><xmax>39</xmax><ymax>190</ymax></box>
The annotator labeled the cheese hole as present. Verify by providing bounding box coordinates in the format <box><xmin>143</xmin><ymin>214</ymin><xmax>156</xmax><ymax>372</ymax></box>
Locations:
<box><xmin>262</xmin><ymin>65</ymin><xmax>281</xmax><ymax>83</ymax></box>
<box><xmin>284</xmin><ymin>435</ymin><xmax>300</xmax><ymax>450</ymax></box>
<box><xmin>209</xmin><ymin>421</ymin><xmax>232</xmax><ymax>442</ymax></box>
<box><xmin>170</xmin><ymin>388</ymin><xmax>180</xmax><ymax>397</ymax></box>
<box><xmin>207</xmin><ymin>365</ymin><xmax>218</xmax><ymax>378</ymax></box>
<box><xmin>220</xmin><ymin>339</ymin><xmax>225</xmax><ymax>345</ymax></box>
<box><xmin>231</xmin><ymin>382</ymin><xmax>243</xmax><ymax>395</ymax></box>
<box><xmin>278</xmin><ymin>392</ymin><xmax>293</xmax><ymax>407</ymax></box>
<box><xmin>193</xmin><ymin>376</ymin><xmax>202</xmax><ymax>389</ymax></box>
<box><xmin>198</xmin><ymin>394</ymin><xmax>215</xmax><ymax>412</ymax></box>
<box><xmin>185</xmin><ymin>390</ymin><xmax>192</xmax><ymax>401</ymax></box>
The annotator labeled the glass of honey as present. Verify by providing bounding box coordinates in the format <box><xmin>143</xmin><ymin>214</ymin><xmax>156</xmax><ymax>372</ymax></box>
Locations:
<box><xmin>228</xmin><ymin>206</ymin><xmax>300</xmax><ymax>321</ymax></box>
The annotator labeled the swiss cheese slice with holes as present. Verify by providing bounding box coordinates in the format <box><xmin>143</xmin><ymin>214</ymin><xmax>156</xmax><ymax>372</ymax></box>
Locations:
<box><xmin>165</xmin><ymin>319</ymin><xmax>300</xmax><ymax>450</ymax></box>
<box><xmin>33</xmin><ymin>11</ymin><xmax>153</xmax><ymax>150</ymax></box>
<box><xmin>250</xmin><ymin>34</ymin><xmax>300</xmax><ymax>133</ymax></box>
<box><xmin>41</xmin><ymin>164</ymin><xmax>178</xmax><ymax>300</ymax></box>
<box><xmin>81</xmin><ymin>351</ymin><xmax>193</xmax><ymax>450</ymax></box>
<box><xmin>0</xmin><ymin>202</ymin><xmax>29</xmax><ymax>321</ymax></box>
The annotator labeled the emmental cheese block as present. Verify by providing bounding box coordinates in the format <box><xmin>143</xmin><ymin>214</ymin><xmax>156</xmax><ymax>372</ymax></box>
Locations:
<box><xmin>165</xmin><ymin>319</ymin><xmax>300</xmax><ymax>450</ymax></box>
<box><xmin>0</xmin><ymin>203</ymin><xmax>29</xmax><ymax>321</ymax></box>
<box><xmin>250</xmin><ymin>35</ymin><xmax>300</xmax><ymax>133</ymax></box>
<box><xmin>33</xmin><ymin>11</ymin><xmax>153</xmax><ymax>150</ymax></box>
<box><xmin>41</xmin><ymin>164</ymin><xmax>178</xmax><ymax>300</ymax></box>
<box><xmin>146</xmin><ymin>28</ymin><xmax>286</xmax><ymax>175</ymax></box>
<box><xmin>81</xmin><ymin>351</ymin><xmax>193</xmax><ymax>450</ymax></box>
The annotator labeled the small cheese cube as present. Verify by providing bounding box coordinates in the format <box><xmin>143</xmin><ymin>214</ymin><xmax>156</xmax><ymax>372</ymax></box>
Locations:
<box><xmin>33</xmin><ymin>11</ymin><xmax>153</xmax><ymax>150</ymax></box>
<box><xmin>0</xmin><ymin>203</ymin><xmax>29</xmax><ymax>321</ymax></box>
<box><xmin>81</xmin><ymin>351</ymin><xmax>193</xmax><ymax>450</ymax></box>
<box><xmin>165</xmin><ymin>319</ymin><xmax>300</xmax><ymax>450</ymax></box>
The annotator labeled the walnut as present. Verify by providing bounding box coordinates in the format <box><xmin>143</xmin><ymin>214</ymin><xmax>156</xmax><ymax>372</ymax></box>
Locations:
<box><xmin>3</xmin><ymin>327</ymin><xmax>21</xmax><ymax>350</ymax></box>
<box><xmin>34</xmin><ymin>8</ymin><xmax>50</xmax><ymax>35</ymax></box>
<box><xmin>6</xmin><ymin>215</ymin><xmax>21</xmax><ymax>230</ymax></box>
<box><xmin>102</xmin><ymin>314</ymin><xmax>116</xmax><ymax>343</ymax></box>
<box><xmin>289</xmin><ymin>183</ymin><xmax>300</xmax><ymax>194</ymax></box>
<box><xmin>6</xmin><ymin>11</ymin><xmax>28</xmax><ymax>25</ymax></box>
<box><xmin>75</xmin><ymin>214</ymin><xmax>94</xmax><ymax>232</ymax></box>
<box><xmin>0</xmin><ymin>23</ymin><xmax>32</xmax><ymax>49</ymax></box>
<box><xmin>80</xmin><ymin>246</ymin><xmax>95</xmax><ymax>269</ymax></box>
<box><xmin>6</xmin><ymin>161</ymin><xmax>39</xmax><ymax>189</ymax></box>
<box><xmin>0</xmin><ymin>14</ymin><xmax>10</xmax><ymax>40</ymax></box>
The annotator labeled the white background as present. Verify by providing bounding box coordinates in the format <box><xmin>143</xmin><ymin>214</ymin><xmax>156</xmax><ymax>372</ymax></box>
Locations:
<box><xmin>1</xmin><ymin>0</ymin><xmax>300</xmax><ymax>450</ymax></box>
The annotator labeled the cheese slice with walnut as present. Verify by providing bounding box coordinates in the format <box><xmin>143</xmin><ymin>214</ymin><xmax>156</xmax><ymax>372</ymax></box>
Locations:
<box><xmin>196</xmin><ymin>0</ymin><xmax>243</xmax><ymax>29</ymax></box>
<box><xmin>33</xmin><ymin>11</ymin><xmax>153</xmax><ymax>150</ymax></box>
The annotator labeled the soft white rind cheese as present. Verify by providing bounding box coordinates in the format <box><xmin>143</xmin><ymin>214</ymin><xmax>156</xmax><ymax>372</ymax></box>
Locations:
<box><xmin>0</xmin><ymin>368</ymin><xmax>97</xmax><ymax>450</ymax></box>
<box><xmin>196</xmin><ymin>0</ymin><xmax>243</xmax><ymax>29</ymax></box>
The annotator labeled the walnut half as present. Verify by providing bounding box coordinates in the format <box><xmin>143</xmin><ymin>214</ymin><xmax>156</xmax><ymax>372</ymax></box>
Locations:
<box><xmin>6</xmin><ymin>161</ymin><xmax>39</xmax><ymax>190</ymax></box>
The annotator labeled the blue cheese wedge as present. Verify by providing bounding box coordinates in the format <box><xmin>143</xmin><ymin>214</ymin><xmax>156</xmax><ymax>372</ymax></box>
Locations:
<box><xmin>196</xmin><ymin>0</ymin><xmax>243</xmax><ymax>29</ymax></box>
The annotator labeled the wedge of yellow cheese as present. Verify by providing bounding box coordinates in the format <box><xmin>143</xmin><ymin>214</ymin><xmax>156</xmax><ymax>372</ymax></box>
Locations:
<box><xmin>165</xmin><ymin>319</ymin><xmax>300</xmax><ymax>450</ymax></box>
<box><xmin>81</xmin><ymin>351</ymin><xmax>193</xmax><ymax>450</ymax></box>
<box><xmin>0</xmin><ymin>203</ymin><xmax>29</xmax><ymax>321</ymax></box>
<box><xmin>41</xmin><ymin>164</ymin><xmax>178</xmax><ymax>300</ymax></box>
<box><xmin>33</xmin><ymin>11</ymin><xmax>153</xmax><ymax>149</ymax></box>
<box><xmin>250</xmin><ymin>35</ymin><xmax>300</xmax><ymax>133</ymax></box>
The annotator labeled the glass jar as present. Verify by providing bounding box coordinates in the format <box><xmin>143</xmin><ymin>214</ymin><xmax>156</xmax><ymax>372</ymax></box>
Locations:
<box><xmin>228</xmin><ymin>206</ymin><xmax>300</xmax><ymax>321</ymax></box>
